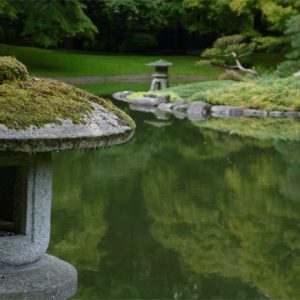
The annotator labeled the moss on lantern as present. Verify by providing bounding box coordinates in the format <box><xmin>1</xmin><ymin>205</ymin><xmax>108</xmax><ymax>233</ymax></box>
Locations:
<box><xmin>0</xmin><ymin>57</ymin><xmax>135</xmax><ymax>130</ymax></box>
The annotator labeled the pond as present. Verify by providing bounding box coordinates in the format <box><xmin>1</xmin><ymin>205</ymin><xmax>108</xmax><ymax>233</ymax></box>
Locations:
<box><xmin>49</xmin><ymin>102</ymin><xmax>300</xmax><ymax>300</ymax></box>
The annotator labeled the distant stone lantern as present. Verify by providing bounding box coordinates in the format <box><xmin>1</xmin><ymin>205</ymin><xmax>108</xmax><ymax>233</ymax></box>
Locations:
<box><xmin>0</xmin><ymin>57</ymin><xmax>135</xmax><ymax>299</ymax></box>
<box><xmin>146</xmin><ymin>59</ymin><xmax>173</xmax><ymax>91</ymax></box>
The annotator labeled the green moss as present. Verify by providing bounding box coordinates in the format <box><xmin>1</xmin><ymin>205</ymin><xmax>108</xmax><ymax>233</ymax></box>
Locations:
<box><xmin>0</xmin><ymin>78</ymin><xmax>135</xmax><ymax>130</ymax></box>
<box><xmin>203</xmin><ymin>77</ymin><xmax>300</xmax><ymax>112</ymax></box>
<box><xmin>194</xmin><ymin>117</ymin><xmax>300</xmax><ymax>141</ymax></box>
<box><xmin>129</xmin><ymin>90</ymin><xmax>182</xmax><ymax>101</ymax></box>
<box><xmin>129</xmin><ymin>80</ymin><xmax>235</xmax><ymax>102</ymax></box>
<box><xmin>0</xmin><ymin>56</ymin><xmax>29</xmax><ymax>84</ymax></box>
<box><xmin>167</xmin><ymin>80</ymin><xmax>234</xmax><ymax>102</ymax></box>
<box><xmin>155</xmin><ymin>77</ymin><xmax>300</xmax><ymax>112</ymax></box>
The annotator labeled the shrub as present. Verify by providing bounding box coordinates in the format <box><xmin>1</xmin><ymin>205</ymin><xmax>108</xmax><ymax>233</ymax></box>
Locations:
<box><xmin>277</xmin><ymin>15</ymin><xmax>300</xmax><ymax>75</ymax></box>
<box><xmin>0</xmin><ymin>56</ymin><xmax>29</xmax><ymax>84</ymax></box>
<box><xmin>204</xmin><ymin>77</ymin><xmax>300</xmax><ymax>111</ymax></box>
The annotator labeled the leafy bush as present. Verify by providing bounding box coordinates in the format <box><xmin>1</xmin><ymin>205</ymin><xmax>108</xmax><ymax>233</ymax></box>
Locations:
<box><xmin>252</xmin><ymin>36</ymin><xmax>289</xmax><ymax>53</ymax></box>
<box><xmin>199</xmin><ymin>35</ymin><xmax>259</xmax><ymax>77</ymax></box>
<box><xmin>167</xmin><ymin>80</ymin><xmax>234</xmax><ymax>101</ymax></box>
<box><xmin>278</xmin><ymin>15</ymin><xmax>300</xmax><ymax>75</ymax></box>
<box><xmin>0</xmin><ymin>56</ymin><xmax>28</xmax><ymax>84</ymax></box>
<box><xmin>203</xmin><ymin>77</ymin><xmax>300</xmax><ymax>111</ymax></box>
<box><xmin>200</xmin><ymin>35</ymin><xmax>255</xmax><ymax>67</ymax></box>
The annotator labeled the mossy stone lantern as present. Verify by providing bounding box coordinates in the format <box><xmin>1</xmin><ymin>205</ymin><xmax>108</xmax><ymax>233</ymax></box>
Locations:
<box><xmin>146</xmin><ymin>59</ymin><xmax>173</xmax><ymax>91</ymax></box>
<box><xmin>0</xmin><ymin>57</ymin><xmax>135</xmax><ymax>299</ymax></box>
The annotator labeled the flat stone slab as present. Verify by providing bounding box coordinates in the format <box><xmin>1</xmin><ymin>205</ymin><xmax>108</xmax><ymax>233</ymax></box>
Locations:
<box><xmin>0</xmin><ymin>255</ymin><xmax>77</xmax><ymax>300</ymax></box>
<box><xmin>269</xmin><ymin>111</ymin><xmax>283</xmax><ymax>117</ymax></box>
<box><xmin>112</xmin><ymin>91</ymin><xmax>133</xmax><ymax>102</ymax></box>
<box><xmin>243</xmin><ymin>109</ymin><xmax>268</xmax><ymax>117</ymax></box>
<box><xmin>211</xmin><ymin>105</ymin><xmax>243</xmax><ymax>118</ymax></box>
<box><xmin>0</xmin><ymin>103</ymin><xmax>134</xmax><ymax>152</ymax></box>
<box><xmin>126</xmin><ymin>94</ymin><xmax>169</xmax><ymax>106</ymax></box>
<box><xmin>187</xmin><ymin>101</ymin><xmax>211</xmax><ymax>120</ymax></box>
<box><xmin>283</xmin><ymin>111</ymin><xmax>300</xmax><ymax>117</ymax></box>
<box><xmin>129</xmin><ymin>104</ymin><xmax>157</xmax><ymax>113</ymax></box>
<box><xmin>157</xmin><ymin>103</ymin><xmax>174</xmax><ymax>113</ymax></box>
<box><xmin>126</xmin><ymin>96</ymin><xmax>160</xmax><ymax>106</ymax></box>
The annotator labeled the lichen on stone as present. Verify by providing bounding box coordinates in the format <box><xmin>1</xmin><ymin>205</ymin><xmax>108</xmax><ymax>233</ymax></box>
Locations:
<box><xmin>0</xmin><ymin>56</ymin><xmax>29</xmax><ymax>84</ymax></box>
<box><xmin>0</xmin><ymin>77</ymin><xmax>135</xmax><ymax>130</ymax></box>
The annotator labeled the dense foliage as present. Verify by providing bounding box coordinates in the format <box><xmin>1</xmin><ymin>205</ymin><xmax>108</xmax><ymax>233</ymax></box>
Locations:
<box><xmin>0</xmin><ymin>0</ymin><xmax>299</xmax><ymax>53</ymax></box>
<box><xmin>199</xmin><ymin>34</ymin><xmax>259</xmax><ymax>76</ymax></box>
<box><xmin>0</xmin><ymin>56</ymin><xmax>28</xmax><ymax>83</ymax></box>
<box><xmin>278</xmin><ymin>15</ymin><xmax>300</xmax><ymax>74</ymax></box>
<box><xmin>203</xmin><ymin>77</ymin><xmax>300</xmax><ymax>111</ymax></box>
<box><xmin>163</xmin><ymin>77</ymin><xmax>300</xmax><ymax>112</ymax></box>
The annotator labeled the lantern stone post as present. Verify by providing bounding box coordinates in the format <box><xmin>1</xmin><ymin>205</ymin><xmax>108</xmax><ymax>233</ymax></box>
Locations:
<box><xmin>0</xmin><ymin>57</ymin><xmax>135</xmax><ymax>300</ymax></box>
<box><xmin>146</xmin><ymin>59</ymin><xmax>173</xmax><ymax>91</ymax></box>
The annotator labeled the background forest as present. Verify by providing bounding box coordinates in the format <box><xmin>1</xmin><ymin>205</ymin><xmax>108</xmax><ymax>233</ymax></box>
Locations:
<box><xmin>0</xmin><ymin>0</ymin><xmax>299</xmax><ymax>54</ymax></box>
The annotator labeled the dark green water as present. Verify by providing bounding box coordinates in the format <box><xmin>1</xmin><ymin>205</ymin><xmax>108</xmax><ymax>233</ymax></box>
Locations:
<box><xmin>49</xmin><ymin>106</ymin><xmax>300</xmax><ymax>300</ymax></box>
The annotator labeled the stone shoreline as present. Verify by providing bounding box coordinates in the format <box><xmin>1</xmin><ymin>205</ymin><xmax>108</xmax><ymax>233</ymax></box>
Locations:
<box><xmin>113</xmin><ymin>91</ymin><xmax>300</xmax><ymax>121</ymax></box>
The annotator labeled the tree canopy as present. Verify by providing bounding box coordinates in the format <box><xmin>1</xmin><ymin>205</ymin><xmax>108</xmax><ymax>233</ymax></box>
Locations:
<box><xmin>0</xmin><ymin>0</ymin><xmax>299</xmax><ymax>53</ymax></box>
<box><xmin>278</xmin><ymin>14</ymin><xmax>300</xmax><ymax>74</ymax></box>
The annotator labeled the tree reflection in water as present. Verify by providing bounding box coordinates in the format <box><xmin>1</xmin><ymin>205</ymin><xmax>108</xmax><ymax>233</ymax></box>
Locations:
<box><xmin>49</xmin><ymin>113</ymin><xmax>300</xmax><ymax>299</ymax></box>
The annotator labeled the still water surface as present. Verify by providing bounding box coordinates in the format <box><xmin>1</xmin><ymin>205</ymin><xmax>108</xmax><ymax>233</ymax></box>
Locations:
<box><xmin>49</xmin><ymin>104</ymin><xmax>300</xmax><ymax>299</ymax></box>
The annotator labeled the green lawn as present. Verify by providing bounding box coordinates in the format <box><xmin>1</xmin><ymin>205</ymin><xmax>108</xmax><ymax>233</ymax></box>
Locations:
<box><xmin>77</xmin><ymin>82</ymin><xmax>150</xmax><ymax>96</ymax></box>
<box><xmin>0</xmin><ymin>43</ymin><xmax>222</xmax><ymax>78</ymax></box>
<box><xmin>77</xmin><ymin>81</ymin><xmax>201</xmax><ymax>96</ymax></box>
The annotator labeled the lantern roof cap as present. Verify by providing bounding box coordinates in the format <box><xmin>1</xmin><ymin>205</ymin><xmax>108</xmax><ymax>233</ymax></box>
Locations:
<box><xmin>0</xmin><ymin>57</ymin><xmax>135</xmax><ymax>153</ymax></box>
<box><xmin>146</xmin><ymin>59</ymin><xmax>173</xmax><ymax>67</ymax></box>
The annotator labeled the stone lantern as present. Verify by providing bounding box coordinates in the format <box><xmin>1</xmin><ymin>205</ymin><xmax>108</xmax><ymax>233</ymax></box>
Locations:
<box><xmin>0</xmin><ymin>57</ymin><xmax>135</xmax><ymax>299</ymax></box>
<box><xmin>146</xmin><ymin>59</ymin><xmax>173</xmax><ymax>91</ymax></box>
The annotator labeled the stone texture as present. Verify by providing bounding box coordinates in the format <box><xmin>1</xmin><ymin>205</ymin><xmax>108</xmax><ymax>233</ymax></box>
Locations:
<box><xmin>153</xmin><ymin>109</ymin><xmax>170</xmax><ymax>120</ymax></box>
<box><xmin>269</xmin><ymin>111</ymin><xmax>283</xmax><ymax>117</ymax></box>
<box><xmin>0</xmin><ymin>153</ymin><xmax>51</xmax><ymax>266</ymax></box>
<box><xmin>294</xmin><ymin>70</ymin><xmax>300</xmax><ymax>77</ymax></box>
<box><xmin>0</xmin><ymin>103</ymin><xmax>134</xmax><ymax>153</ymax></box>
<box><xmin>283</xmin><ymin>111</ymin><xmax>300</xmax><ymax>117</ymax></box>
<box><xmin>0</xmin><ymin>255</ymin><xmax>77</xmax><ymax>300</ymax></box>
<box><xmin>126</xmin><ymin>96</ymin><xmax>159</xmax><ymax>106</ymax></box>
<box><xmin>211</xmin><ymin>105</ymin><xmax>243</xmax><ymax>118</ymax></box>
<box><xmin>126</xmin><ymin>93</ymin><xmax>169</xmax><ymax>106</ymax></box>
<box><xmin>157</xmin><ymin>103</ymin><xmax>174</xmax><ymax>113</ymax></box>
<box><xmin>112</xmin><ymin>91</ymin><xmax>133</xmax><ymax>102</ymax></box>
<box><xmin>187</xmin><ymin>101</ymin><xmax>211</xmax><ymax>120</ymax></box>
<box><xmin>129</xmin><ymin>104</ymin><xmax>157</xmax><ymax>113</ymax></box>
<box><xmin>243</xmin><ymin>109</ymin><xmax>268</xmax><ymax>117</ymax></box>
<box><xmin>173</xmin><ymin>110</ymin><xmax>187</xmax><ymax>120</ymax></box>
<box><xmin>157</xmin><ymin>94</ymin><xmax>171</xmax><ymax>103</ymax></box>
<box><xmin>173</xmin><ymin>104</ymin><xmax>188</xmax><ymax>113</ymax></box>
<box><xmin>174</xmin><ymin>99</ymin><xmax>186</xmax><ymax>106</ymax></box>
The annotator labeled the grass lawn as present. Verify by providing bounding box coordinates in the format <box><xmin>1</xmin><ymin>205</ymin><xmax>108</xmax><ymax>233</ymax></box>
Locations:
<box><xmin>77</xmin><ymin>82</ymin><xmax>150</xmax><ymax>96</ymax></box>
<box><xmin>0</xmin><ymin>43</ymin><xmax>222</xmax><ymax>78</ymax></box>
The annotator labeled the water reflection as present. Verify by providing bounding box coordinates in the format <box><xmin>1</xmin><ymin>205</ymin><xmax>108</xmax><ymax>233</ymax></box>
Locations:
<box><xmin>49</xmin><ymin>109</ymin><xmax>300</xmax><ymax>299</ymax></box>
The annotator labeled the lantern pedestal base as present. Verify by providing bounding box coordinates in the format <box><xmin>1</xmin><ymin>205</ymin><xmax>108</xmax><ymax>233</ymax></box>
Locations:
<box><xmin>0</xmin><ymin>255</ymin><xmax>77</xmax><ymax>300</ymax></box>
